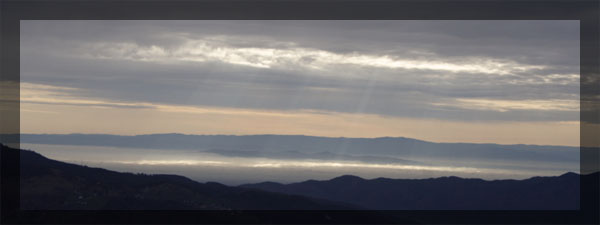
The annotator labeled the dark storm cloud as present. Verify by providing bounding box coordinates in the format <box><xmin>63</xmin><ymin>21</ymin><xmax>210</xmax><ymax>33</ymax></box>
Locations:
<box><xmin>20</xmin><ymin>20</ymin><xmax>579</xmax><ymax>122</ymax></box>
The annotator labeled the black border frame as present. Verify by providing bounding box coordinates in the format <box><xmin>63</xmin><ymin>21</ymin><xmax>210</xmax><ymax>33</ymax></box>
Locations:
<box><xmin>1</xmin><ymin>0</ymin><xmax>599</xmax><ymax>224</ymax></box>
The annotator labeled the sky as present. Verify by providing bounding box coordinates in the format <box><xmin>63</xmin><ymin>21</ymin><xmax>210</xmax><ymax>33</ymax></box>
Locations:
<box><xmin>18</xmin><ymin>20</ymin><xmax>581</xmax><ymax>146</ymax></box>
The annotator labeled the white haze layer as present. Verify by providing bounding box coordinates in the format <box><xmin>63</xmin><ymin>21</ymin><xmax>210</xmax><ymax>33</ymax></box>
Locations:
<box><xmin>19</xmin><ymin>143</ymin><xmax>576</xmax><ymax>185</ymax></box>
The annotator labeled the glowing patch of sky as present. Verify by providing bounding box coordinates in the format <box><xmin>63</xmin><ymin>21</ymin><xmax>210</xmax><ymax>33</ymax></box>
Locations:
<box><xmin>82</xmin><ymin>37</ymin><xmax>548</xmax><ymax>76</ymax></box>
<box><xmin>432</xmin><ymin>98</ymin><xmax>579</xmax><ymax>112</ymax></box>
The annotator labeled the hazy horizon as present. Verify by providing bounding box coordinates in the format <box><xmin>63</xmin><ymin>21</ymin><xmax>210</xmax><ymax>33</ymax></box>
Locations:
<box><xmin>18</xmin><ymin>143</ymin><xmax>579</xmax><ymax>185</ymax></box>
<box><xmin>15</xmin><ymin>132</ymin><xmax>579</xmax><ymax>185</ymax></box>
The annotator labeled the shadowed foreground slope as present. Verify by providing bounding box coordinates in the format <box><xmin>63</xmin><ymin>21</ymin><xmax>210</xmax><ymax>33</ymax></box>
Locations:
<box><xmin>12</xmin><ymin>145</ymin><xmax>354</xmax><ymax>210</ymax></box>
<box><xmin>9</xmin><ymin>143</ymin><xmax>590</xmax><ymax>210</ymax></box>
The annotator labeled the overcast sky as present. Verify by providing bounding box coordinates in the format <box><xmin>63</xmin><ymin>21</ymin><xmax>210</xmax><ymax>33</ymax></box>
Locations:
<box><xmin>19</xmin><ymin>20</ymin><xmax>580</xmax><ymax>146</ymax></box>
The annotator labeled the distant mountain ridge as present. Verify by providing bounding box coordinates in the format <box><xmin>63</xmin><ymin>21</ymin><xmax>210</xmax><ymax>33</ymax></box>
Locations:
<box><xmin>6</xmin><ymin>133</ymin><xmax>580</xmax><ymax>165</ymax></box>
<box><xmin>241</xmin><ymin>172</ymin><xmax>588</xmax><ymax>210</ymax></box>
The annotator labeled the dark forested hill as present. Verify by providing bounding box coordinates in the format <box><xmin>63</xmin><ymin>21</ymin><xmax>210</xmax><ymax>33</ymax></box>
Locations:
<box><xmin>241</xmin><ymin>173</ymin><xmax>588</xmax><ymax>210</ymax></box>
<box><xmin>10</xmin><ymin>145</ymin><xmax>355</xmax><ymax>210</ymax></box>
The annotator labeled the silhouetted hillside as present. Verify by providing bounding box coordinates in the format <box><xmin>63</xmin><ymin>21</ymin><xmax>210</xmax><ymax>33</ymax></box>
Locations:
<box><xmin>241</xmin><ymin>173</ymin><xmax>587</xmax><ymax>210</ymax></box>
<box><xmin>10</xmin><ymin>145</ymin><xmax>355</xmax><ymax>210</ymax></box>
<box><xmin>7</xmin><ymin>143</ymin><xmax>590</xmax><ymax>210</ymax></box>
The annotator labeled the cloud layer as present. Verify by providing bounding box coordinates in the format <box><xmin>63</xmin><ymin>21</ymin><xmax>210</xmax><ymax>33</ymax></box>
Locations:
<box><xmin>19</xmin><ymin>21</ymin><xmax>580</xmax><ymax>145</ymax></box>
